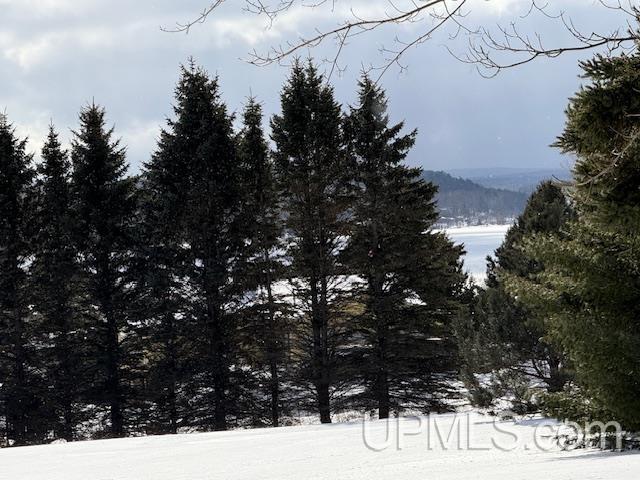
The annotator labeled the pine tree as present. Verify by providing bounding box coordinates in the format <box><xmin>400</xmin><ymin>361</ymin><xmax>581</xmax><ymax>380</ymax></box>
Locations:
<box><xmin>30</xmin><ymin>126</ymin><xmax>85</xmax><ymax>441</ymax></box>
<box><xmin>456</xmin><ymin>182</ymin><xmax>574</xmax><ymax>412</ymax></box>
<box><xmin>237</xmin><ymin>98</ymin><xmax>289</xmax><ymax>427</ymax></box>
<box><xmin>493</xmin><ymin>182</ymin><xmax>574</xmax><ymax>395</ymax></box>
<box><xmin>507</xmin><ymin>52</ymin><xmax>640</xmax><ymax>428</ymax></box>
<box><xmin>0</xmin><ymin>115</ymin><xmax>47</xmax><ymax>445</ymax></box>
<box><xmin>271</xmin><ymin>61</ymin><xmax>353</xmax><ymax>423</ymax></box>
<box><xmin>343</xmin><ymin>77</ymin><xmax>466</xmax><ymax>417</ymax></box>
<box><xmin>139</xmin><ymin>84</ymin><xmax>196</xmax><ymax>434</ymax></box>
<box><xmin>144</xmin><ymin>63</ymin><xmax>247</xmax><ymax>432</ymax></box>
<box><xmin>135</xmin><ymin>174</ymin><xmax>186</xmax><ymax>435</ymax></box>
<box><xmin>70</xmin><ymin>104</ymin><xmax>139</xmax><ymax>437</ymax></box>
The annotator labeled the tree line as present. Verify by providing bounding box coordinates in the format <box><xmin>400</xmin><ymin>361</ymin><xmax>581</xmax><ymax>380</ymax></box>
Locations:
<box><xmin>6</xmin><ymin>45</ymin><xmax>635</xmax><ymax>450</ymax></box>
<box><xmin>0</xmin><ymin>60</ymin><xmax>466</xmax><ymax>446</ymax></box>
<box><xmin>456</xmin><ymin>49</ymin><xmax>640</xmax><ymax>436</ymax></box>
<box><xmin>422</xmin><ymin>170</ymin><xmax>528</xmax><ymax>226</ymax></box>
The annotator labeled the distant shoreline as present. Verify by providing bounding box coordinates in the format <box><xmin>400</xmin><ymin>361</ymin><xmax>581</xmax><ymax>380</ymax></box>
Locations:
<box><xmin>435</xmin><ymin>224</ymin><xmax>512</xmax><ymax>236</ymax></box>
<box><xmin>442</xmin><ymin>224</ymin><xmax>512</xmax><ymax>235</ymax></box>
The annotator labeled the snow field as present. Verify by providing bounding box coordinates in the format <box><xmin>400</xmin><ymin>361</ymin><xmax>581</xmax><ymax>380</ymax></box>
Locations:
<box><xmin>2</xmin><ymin>410</ymin><xmax>639</xmax><ymax>480</ymax></box>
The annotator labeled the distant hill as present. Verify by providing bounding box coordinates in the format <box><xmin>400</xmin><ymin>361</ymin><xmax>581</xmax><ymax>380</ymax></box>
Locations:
<box><xmin>423</xmin><ymin>170</ymin><xmax>528</xmax><ymax>226</ymax></box>
<box><xmin>446</xmin><ymin>167</ymin><xmax>572</xmax><ymax>194</ymax></box>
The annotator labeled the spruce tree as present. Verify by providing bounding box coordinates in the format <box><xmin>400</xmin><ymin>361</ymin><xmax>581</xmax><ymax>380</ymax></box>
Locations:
<box><xmin>0</xmin><ymin>115</ymin><xmax>48</xmax><ymax>445</ymax></box>
<box><xmin>30</xmin><ymin>126</ymin><xmax>85</xmax><ymax>441</ymax></box>
<box><xmin>237</xmin><ymin>98</ymin><xmax>289</xmax><ymax>427</ymax></box>
<box><xmin>343</xmin><ymin>77</ymin><xmax>466</xmax><ymax>417</ymax></box>
<box><xmin>507</xmin><ymin>52</ymin><xmax>640</xmax><ymax>428</ymax></box>
<box><xmin>456</xmin><ymin>182</ymin><xmax>574</xmax><ymax>411</ymax></box>
<box><xmin>144</xmin><ymin>63</ymin><xmax>247</xmax><ymax>431</ymax></box>
<box><xmin>139</xmin><ymin>96</ymin><xmax>194</xmax><ymax>435</ymax></box>
<box><xmin>491</xmin><ymin>181</ymin><xmax>574</xmax><ymax>395</ymax></box>
<box><xmin>70</xmin><ymin>104</ymin><xmax>138</xmax><ymax>437</ymax></box>
<box><xmin>271</xmin><ymin>61</ymin><xmax>353</xmax><ymax>423</ymax></box>
<box><xmin>135</xmin><ymin>181</ymin><xmax>186</xmax><ymax>435</ymax></box>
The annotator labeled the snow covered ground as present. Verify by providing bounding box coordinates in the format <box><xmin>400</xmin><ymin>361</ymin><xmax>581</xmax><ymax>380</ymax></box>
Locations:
<box><xmin>2</xmin><ymin>411</ymin><xmax>638</xmax><ymax>480</ymax></box>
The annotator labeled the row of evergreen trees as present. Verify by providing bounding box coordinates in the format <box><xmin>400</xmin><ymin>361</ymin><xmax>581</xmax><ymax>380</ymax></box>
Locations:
<box><xmin>0</xmin><ymin>60</ymin><xmax>466</xmax><ymax>446</ymax></box>
<box><xmin>458</xmin><ymin>49</ymin><xmax>640</xmax><ymax>432</ymax></box>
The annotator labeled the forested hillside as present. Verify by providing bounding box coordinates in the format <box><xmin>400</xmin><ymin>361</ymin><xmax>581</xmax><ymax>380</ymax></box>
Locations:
<box><xmin>448</xmin><ymin>167</ymin><xmax>572</xmax><ymax>194</ymax></box>
<box><xmin>423</xmin><ymin>170</ymin><xmax>527</xmax><ymax>225</ymax></box>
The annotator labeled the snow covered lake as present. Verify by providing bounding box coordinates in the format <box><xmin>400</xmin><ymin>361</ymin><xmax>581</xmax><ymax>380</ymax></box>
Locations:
<box><xmin>445</xmin><ymin>224</ymin><xmax>512</xmax><ymax>283</ymax></box>
<box><xmin>2</xmin><ymin>410</ymin><xmax>638</xmax><ymax>480</ymax></box>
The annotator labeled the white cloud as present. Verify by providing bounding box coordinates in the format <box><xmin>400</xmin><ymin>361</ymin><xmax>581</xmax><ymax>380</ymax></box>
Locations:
<box><xmin>120</xmin><ymin>120</ymin><xmax>162</xmax><ymax>169</ymax></box>
<box><xmin>0</xmin><ymin>0</ymin><xmax>518</xmax><ymax>71</ymax></box>
<box><xmin>1</xmin><ymin>26</ymin><xmax>121</xmax><ymax>70</ymax></box>
<box><xmin>0</xmin><ymin>0</ymin><xmax>94</xmax><ymax>16</ymax></box>
<box><xmin>0</xmin><ymin>0</ymin><xmax>620</xmax><ymax>174</ymax></box>
<box><xmin>8</xmin><ymin>108</ymin><xmax>60</xmax><ymax>160</ymax></box>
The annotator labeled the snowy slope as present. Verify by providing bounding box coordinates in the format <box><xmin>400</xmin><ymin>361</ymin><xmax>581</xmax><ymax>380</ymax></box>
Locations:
<box><xmin>2</xmin><ymin>411</ymin><xmax>638</xmax><ymax>480</ymax></box>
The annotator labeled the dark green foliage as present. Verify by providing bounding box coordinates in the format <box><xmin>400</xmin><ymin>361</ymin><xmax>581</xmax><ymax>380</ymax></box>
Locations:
<box><xmin>271</xmin><ymin>61</ymin><xmax>353</xmax><ymax>423</ymax></box>
<box><xmin>237</xmin><ymin>98</ymin><xmax>290</xmax><ymax>427</ymax></box>
<box><xmin>507</xmin><ymin>52</ymin><xmax>640</xmax><ymax>429</ymax></box>
<box><xmin>70</xmin><ymin>104</ymin><xmax>140</xmax><ymax>437</ymax></box>
<box><xmin>0</xmin><ymin>62</ymin><xmax>475</xmax><ymax>444</ymax></box>
<box><xmin>555</xmin><ymin>53</ymin><xmax>640</xmax><ymax>207</ymax></box>
<box><xmin>456</xmin><ymin>182</ymin><xmax>573</xmax><ymax>409</ymax></box>
<box><xmin>540</xmin><ymin>387</ymin><xmax>615</xmax><ymax>426</ymax></box>
<box><xmin>143</xmin><ymin>63</ymin><xmax>248</xmax><ymax>432</ymax></box>
<box><xmin>343</xmin><ymin>77</ymin><xmax>466</xmax><ymax>417</ymax></box>
<box><xmin>0</xmin><ymin>115</ymin><xmax>47</xmax><ymax>446</ymax></box>
<box><xmin>138</xmin><ymin>68</ymin><xmax>204</xmax><ymax>434</ymax></box>
<box><xmin>492</xmin><ymin>181</ymin><xmax>575</xmax><ymax>281</ymax></box>
<box><xmin>30</xmin><ymin>126</ymin><xmax>86</xmax><ymax>441</ymax></box>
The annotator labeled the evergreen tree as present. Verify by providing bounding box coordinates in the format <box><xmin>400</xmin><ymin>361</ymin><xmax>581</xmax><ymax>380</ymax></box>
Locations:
<box><xmin>271</xmin><ymin>61</ymin><xmax>353</xmax><ymax>423</ymax></box>
<box><xmin>135</xmin><ymin>179</ymin><xmax>186</xmax><ymax>435</ymax></box>
<box><xmin>144</xmin><ymin>63</ymin><xmax>247</xmax><ymax>431</ymax></box>
<box><xmin>343</xmin><ymin>77</ymin><xmax>466</xmax><ymax>417</ymax></box>
<box><xmin>30</xmin><ymin>126</ymin><xmax>85</xmax><ymax>441</ymax></box>
<box><xmin>0</xmin><ymin>115</ymin><xmax>47</xmax><ymax>445</ymax></box>
<box><xmin>237</xmin><ymin>98</ymin><xmax>289</xmax><ymax>427</ymax></box>
<box><xmin>139</xmin><ymin>82</ymin><xmax>196</xmax><ymax>434</ymax></box>
<box><xmin>456</xmin><ymin>182</ymin><xmax>574</xmax><ymax>412</ymax></box>
<box><xmin>507</xmin><ymin>52</ymin><xmax>640</xmax><ymax>428</ymax></box>
<box><xmin>70</xmin><ymin>104</ymin><xmax>139</xmax><ymax>437</ymax></box>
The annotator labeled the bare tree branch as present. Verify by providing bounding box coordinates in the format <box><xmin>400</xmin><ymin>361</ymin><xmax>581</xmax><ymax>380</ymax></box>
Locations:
<box><xmin>460</xmin><ymin>1</ymin><xmax>639</xmax><ymax>77</ymax></box>
<box><xmin>164</xmin><ymin>0</ymin><xmax>640</xmax><ymax>78</ymax></box>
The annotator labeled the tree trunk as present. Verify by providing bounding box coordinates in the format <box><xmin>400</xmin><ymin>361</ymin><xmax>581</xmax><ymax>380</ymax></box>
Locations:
<box><xmin>317</xmin><ymin>382</ymin><xmax>332</xmax><ymax>424</ymax></box>
<box><xmin>106</xmin><ymin>310</ymin><xmax>123</xmax><ymax>437</ymax></box>
<box><xmin>97</xmin><ymin>250</ymin><xmax>124</xmax><ymax>438</ymax></box>
<box><xmin>375</xmin><ymin>307</ymin><xmax>390</xmax><ymax>419</ymax></box>
<box><xmin>264</xmin><ymin>255</ymin><xmax>281</xmax><ymax>427</ymax></box>
<box><xmin>163</xmin><ymin>311</ymin><xmax>179</xmax><ymax>434</ymax></box>
<box><xmin>269</xmin><ymin>360</ymin><xmax>280</xmax><ymax>427</ymax></box>
<box><xmin>58</xmin><ymin>348</ymin><xmax>75</xmax><ymax>441</ymax></box>
<box><xmin>546</xmin><ymin>354</ymin><xmax>566</xmax><ymax>393</ymax></box>
<box><xmin>377</xmin><ymin>374</ymin><xmax>390</xmax><ymax>420</ymax></box>
<box><xmin>376</xmin><ymin>328</ymin><xmax>390</xmax><ymax>420</ymax></box>
<box><xmin>310</xmin><ymin>278</ymin><xmax>332</xmax><ymax>424</ymax></box>
<box><xmin>9</xmin><ymin>274</ymin><xmax>28</xmax><ymax>446</ymax></box>
<box><xmin>57</xmin><ymin>301</ymin><xmax>75</xmax><ymax>442</ymax></box>
<box><xmin>207</xmin><ymin>286</ymin><xmax>227</xmax><ymax>432</ymax></box>
<box><xmin>11</xmin><ymin>332</ymin><xmax>27</xmax><ymax>446</ymax></box>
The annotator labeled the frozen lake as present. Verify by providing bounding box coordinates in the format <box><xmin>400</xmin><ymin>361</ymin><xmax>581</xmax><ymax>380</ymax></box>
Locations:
<box><xmin>445</xmin><ymin>224</ymin><xmax>511</xmax><ymax>283</ymax></box>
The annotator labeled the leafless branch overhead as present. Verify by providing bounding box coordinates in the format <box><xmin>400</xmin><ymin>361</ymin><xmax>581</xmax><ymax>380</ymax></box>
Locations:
<box><xmin>164</xmin><ymin>0</ymin><xmax>640</xmax><ymax>78</ymax></box>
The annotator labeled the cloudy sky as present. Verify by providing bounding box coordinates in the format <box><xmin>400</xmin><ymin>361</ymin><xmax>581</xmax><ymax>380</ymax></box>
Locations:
<box><xmin>0</xmin><ymin>0</ymin><xmax>630</xmax><ymax>173</ymax></box>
